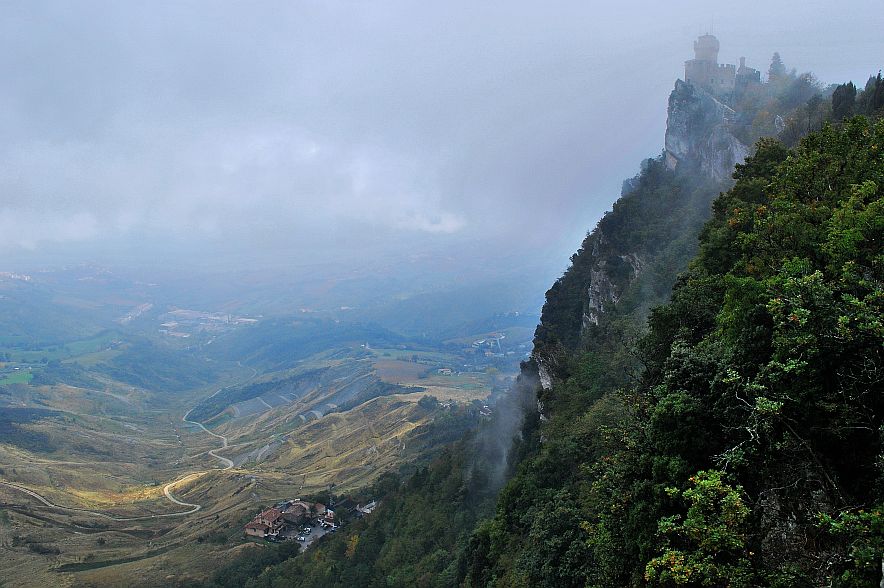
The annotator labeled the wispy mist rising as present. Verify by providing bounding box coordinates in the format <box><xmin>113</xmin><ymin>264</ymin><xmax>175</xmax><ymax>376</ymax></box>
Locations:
<box><xmin>470</xmin><ymin>367</ymin><xmax>541</xmax><ymax>489</ymax></box>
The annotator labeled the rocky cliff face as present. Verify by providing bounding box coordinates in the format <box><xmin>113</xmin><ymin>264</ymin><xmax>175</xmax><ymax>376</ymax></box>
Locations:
<box><xmin>532</xmin><ymin>224</ymin><xmax>645</xmax><ymax>391</ymax></box>
<box><xmin>529</xmin><ymin>80</ymin><xmax>741</xmax><ymax>396</ymax></box>
<box><xmin>665</xmin><ymin>79</ymin><xmax>749</xmax><ymax>182</ymax></box>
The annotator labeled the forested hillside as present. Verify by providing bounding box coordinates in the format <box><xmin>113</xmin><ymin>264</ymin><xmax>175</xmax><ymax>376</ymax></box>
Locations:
<box><xmin>465</xmin><ymin>115</ymin><xmax>883</xmax><ymax>587</ymax></box>
<box><xmin>202</xmin><ymin>72</ymin><xmax>883</xmax><ymax>587</ymax></box>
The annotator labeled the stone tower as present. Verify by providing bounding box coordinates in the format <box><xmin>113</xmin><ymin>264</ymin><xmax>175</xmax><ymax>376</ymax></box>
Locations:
<box><xmin>684</xmin><ymin>34</ymin><xmax>735</xmax><ymax>96</ymax></box>
<box><xmin>693</xmin><ymin>34</ymin><xmax>720</xmax><ymax>62</ymax></box>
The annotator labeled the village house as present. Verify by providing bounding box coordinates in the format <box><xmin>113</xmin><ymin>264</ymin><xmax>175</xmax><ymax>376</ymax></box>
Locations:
<box><xmin>244</xmin><ymin>499</ymin><xmax>332</xmax><ymax>539</ymax></box>
<box><xmin>280</xmin><ymin>499</ymin><xmax>321</xmax><ymax>525</ymax></box>
<box><xmin>243</xmin><ymin>506</ymin><xmax>285</xmax><ymax>538</ymax></box>
<box><xmin>244</xmin><ymin>520</ymin><xmax>270</xmax><ymax>538</ymax></box>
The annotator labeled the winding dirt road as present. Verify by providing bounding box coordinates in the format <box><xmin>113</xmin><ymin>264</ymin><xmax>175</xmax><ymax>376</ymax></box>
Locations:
<box><xmin>179</xmin><ymin>366</ymin><xmax>258</xmax><ymax>471</ymax></box>
<box><xmin>182</xmin><ymin>404</ymin><xmax>234</xmax><ymax>470</ymax></box>
<box><xmin>0</xmin><ymin>367</ymin><xmax>258</xmax><ymax>521</ymax></box>
<box><xmin>0</xmin><ymin>475</ymin><xmax>203</xmax><ymax>521</ymax></box>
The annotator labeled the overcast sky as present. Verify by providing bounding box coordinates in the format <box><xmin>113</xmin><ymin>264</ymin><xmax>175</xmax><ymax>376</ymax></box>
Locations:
<box><xmin>1</xmin><ymin>0</ymin><xmax>881</xmax><ymax>270</ymax></box>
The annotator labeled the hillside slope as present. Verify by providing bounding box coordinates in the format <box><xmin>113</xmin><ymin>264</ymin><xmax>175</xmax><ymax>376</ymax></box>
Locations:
<box><xmin>466</xmin><ymin>115</ymin><xmax>883</xmax><ymax>587</ymax></box>
<box><xmin>198</xmin><ymin>67</ymin><xmax>884</xmax><ymax>588</ymax></box>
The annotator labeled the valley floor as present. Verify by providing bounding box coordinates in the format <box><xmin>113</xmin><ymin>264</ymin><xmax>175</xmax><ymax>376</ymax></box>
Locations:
<box><xmin>0</xmin><ymin>343</ymin><xmax>502</xmax><ymax>587</ymax></box>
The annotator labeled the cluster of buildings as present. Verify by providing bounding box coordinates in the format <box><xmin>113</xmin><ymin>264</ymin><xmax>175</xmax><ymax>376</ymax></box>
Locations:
<box><xmin>244</xmin><ymin>499</ymin><xmax>334</xmax><ymax>539</ymax></box>
<box><xmin>158</xmin><ymin>308</ymin><xmax>260</xmax><ymax>339</ymax></box>
<box><xmin>471</xmin><ymin>334</ymin><xmax>506</xmax><ymax>357</ymax></box>
<box><xmin>244</xmin><ymin>497</ymin><xmax>382</xmax><ymax>541</ymax></box>
<box><xmin>0</xmin><ymin>272</ymin><xmax>32</xmax><ymax>282</ymax></box>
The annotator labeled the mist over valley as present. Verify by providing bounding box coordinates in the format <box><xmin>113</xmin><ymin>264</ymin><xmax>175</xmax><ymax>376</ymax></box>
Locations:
<box><xmin>1</xmin><ymin>2</ymin><xmax>882</xmax><ymax>586</ymax></box>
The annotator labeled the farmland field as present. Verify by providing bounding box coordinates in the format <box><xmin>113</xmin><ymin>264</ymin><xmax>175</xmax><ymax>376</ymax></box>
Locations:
<box><xmin>0</xmin><ymin>371</ymin><xmax>32</xmax><ymax>385</ymax></box>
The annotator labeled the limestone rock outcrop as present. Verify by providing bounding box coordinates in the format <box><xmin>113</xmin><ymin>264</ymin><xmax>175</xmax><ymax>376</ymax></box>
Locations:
<box><xmin>665</xmin><ymin>79</ymin><xmax>749</xmax><ymax>182</ymax></box>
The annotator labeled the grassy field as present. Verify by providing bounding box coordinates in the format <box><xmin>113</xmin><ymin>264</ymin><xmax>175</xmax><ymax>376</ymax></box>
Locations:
<box><xmin>0</xmin><ymin>388</ymin><xmax>449</xmax><ymax>588</ymax></box>
<box><xmin>0</xmin><ymin>331</ymin><xmax>121</xmax><ymax>364</ymax></box>
<box><xmin>0</xmin><ymin>371</ymin><xmax>33</xmax><ymax>385</ymax></box>
<box><xmin>253</xmin><ymin>395</ymin><xmax>428</xmax><ymax>489</ymax></box>
<box><xmin>368</xmin><ymin>347</ymin><xmax>459</xmax><ymax>363</ymax></box>
<box><xmin>0</xmin><ymin>473</ymin><xmax>263</xmax><ymax>588</ymax></box>
<box><xmin>372</xmin><ymin>354</ymin><xmax>492</xmax><ymax>404</ymax></box>
<box><xmin>373</xmin><ymin>359</ymin><xmax>430</xmax><ymax>382</ymax></box>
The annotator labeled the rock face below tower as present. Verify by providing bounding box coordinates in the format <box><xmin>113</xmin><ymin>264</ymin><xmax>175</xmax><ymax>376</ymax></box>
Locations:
<box><xmin>665</xmin><ymin>79</ymin><xmax>748</xmax><ymax>182</ymax></box>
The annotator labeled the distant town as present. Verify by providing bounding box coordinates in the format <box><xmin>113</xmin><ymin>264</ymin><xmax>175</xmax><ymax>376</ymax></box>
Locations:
<box><xmin>157</xmin><ymin>308</ymin><xmax>260</xmax><ymax>339</ymax></box>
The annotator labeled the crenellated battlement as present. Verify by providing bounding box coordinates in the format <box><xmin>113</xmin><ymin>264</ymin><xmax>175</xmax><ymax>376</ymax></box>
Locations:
<box><xmin>684</xmin><ymin>34</ymin><xmax>760</xmax><ymax>98</ymax></box>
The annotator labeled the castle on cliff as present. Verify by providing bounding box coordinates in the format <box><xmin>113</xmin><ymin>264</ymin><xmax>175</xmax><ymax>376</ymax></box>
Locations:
<box><xmin>684</xmin><ymin>34</ymin><xmax>761</xmax><ymax>98</ymax></box>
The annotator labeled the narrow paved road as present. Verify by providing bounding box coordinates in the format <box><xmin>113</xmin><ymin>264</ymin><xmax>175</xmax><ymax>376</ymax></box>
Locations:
<box><xmin>162</xmin><ymin>472</ymin><xmax>204</xmax><ymax>514</ymax></box>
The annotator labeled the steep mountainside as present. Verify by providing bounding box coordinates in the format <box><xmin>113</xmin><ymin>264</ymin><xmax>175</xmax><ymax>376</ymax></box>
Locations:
<box><xmin>460</xmin><ymin>83</ymin><xmax>883</xmax><ymax>586</ymax></box>
<box><xmin>530</xmin><ymin>72</ymin><xmax>773</xmax><ymax>397</ymax></box>
<box><xmin>198</xmin><ymin>64</ymin><xmax>883</xmax><ymax>588</ymax></box>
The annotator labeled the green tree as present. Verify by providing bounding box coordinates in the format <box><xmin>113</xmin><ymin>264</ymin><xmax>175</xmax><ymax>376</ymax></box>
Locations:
<box><xmin>818</xmin><ymin>508</ymin><xmax>884</xmax><ymax>587</ymax></box>
<box><xmin>857</xmin><ymin>73</ymin><xmax>884</xmax><ymax>115</ymax></box>
<box><xmin>832</xmin><ymin>82</ymin><xmax>857</xmax><ymax>120</ymax></box>
<box><xmin>768</xmin><ymin>52</ymin><xmax>786</xmax><ymax>81</ymax></box>
<box><xmin>645</xmin><ymin>471</ymin><xmax>753</xmax><ymax>587</ymax></box>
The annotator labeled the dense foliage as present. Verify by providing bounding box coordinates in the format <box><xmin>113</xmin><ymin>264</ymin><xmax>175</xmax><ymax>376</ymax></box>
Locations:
<box><xmin>780</xmin><ymin>71</ymin><xmax>884</xmax><ymax>146</ymax></box>
<box><xmin>833</xmin><ymin>73</ymin><xmax>884</xmax><ymax>120</ymax></box>
<box><xmin>729</xmin><ymin>54</ymin><xmax>823</xmax><ymax>147</ymax></box>
<box><xmin>466</xmin><ymin>116</ymin><xmax>883</xmax><ymax>586</ymax></box>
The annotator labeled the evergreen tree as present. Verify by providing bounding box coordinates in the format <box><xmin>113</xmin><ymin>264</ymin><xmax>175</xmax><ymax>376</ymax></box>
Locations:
<box><xmin>768</xmin><ymin>52</ymin><xmax>786</xmax><ymax>81</ymax></box>
<box><xmin>831</xmin><ymin>82</ymin><xmax>856</xmax><ymax>120</ymax></box>
<box><xmin>857</xmin><ymin>72</ymin><xmax>884</xmax><ymax>115</ymax></box>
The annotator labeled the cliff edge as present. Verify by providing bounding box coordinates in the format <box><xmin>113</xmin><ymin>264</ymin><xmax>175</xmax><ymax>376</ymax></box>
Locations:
<box><xmin>665</xmin><ymin>79</ymin><xmax>749</xmax><ymax>181</ymax></box>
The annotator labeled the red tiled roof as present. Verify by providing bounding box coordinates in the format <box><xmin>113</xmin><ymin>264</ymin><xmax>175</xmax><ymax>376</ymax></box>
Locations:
<box><xmin>261</xmin><ymin>507</ymin><xmax>283</xmax><ymax>523</ymax></box>
<box><xmin>245</xmin><ymin>521</ymin><xmax>270</xmax><ymax>530</ymax></box>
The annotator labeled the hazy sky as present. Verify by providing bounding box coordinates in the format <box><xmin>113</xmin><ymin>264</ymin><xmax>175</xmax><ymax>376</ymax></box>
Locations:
<box><xmin>1</xmin><ymin>0</ymin><xmax>881</xmax><ymax>268</ymax></box>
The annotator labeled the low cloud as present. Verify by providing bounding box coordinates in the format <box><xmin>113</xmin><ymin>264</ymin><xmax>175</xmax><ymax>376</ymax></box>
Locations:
<box><xmin>1</xmin><ymin>1</ymin><xmax>880</xmax><ymax>263</ymax></box>
<box><xmin>0</xmin><ymin>211</ymin><xmax>98</xmax><ymax>250</ymax></box>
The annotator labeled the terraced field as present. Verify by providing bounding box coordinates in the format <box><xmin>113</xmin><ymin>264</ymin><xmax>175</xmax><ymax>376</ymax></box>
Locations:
<box><xmin>0</xmin><ymin>339</ymin><xmax>496</xmax><ymax>586</ymax></box>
